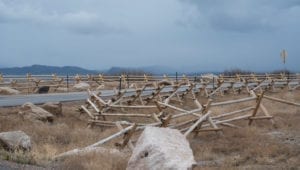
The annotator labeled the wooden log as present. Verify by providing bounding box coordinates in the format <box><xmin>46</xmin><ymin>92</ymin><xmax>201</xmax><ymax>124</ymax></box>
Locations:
<box><xmin>212</xmin><ymin>107</ymin><xmax>255</xmax><ymax>119</ymax></box>
<box><xmin>154</xmin><ymin>101</ymin><xmax>163</xmax><ymax>112</ymax></box>
<box><xmin>249</xmin><ymin>116</ymin><xmax>273</xmax><ymax>120</ymax></box>
<box><xmin>54</xmin><ymin>124</ymin><xmax>135</xmax><ymax>159</ymax></box>
<box><xmin>194</xmin><ymin>128</ymin><xmax>223</xmax><ymax>132</ymax></box>
<box><xmin>194</xmin><ymin>99</ymin><xmax>203</xmax><ymax>110</ymax></box>
<box><xmin>172</xmin><ymin>108</ymin><xmax>203</xmax><ymax>119</ymax></box>
<box><xmin>193</xmin><ymin>121</ymin><xmax>204</xmax><ymax>138</ymax></box>
<box><xmin>120</xmin><ymin>123</ymin><xmax>137</xmax><ymax>149</ymax></box>
<box><xmin>264</xmin><ymin>95</ymin><xmax>300</xmax><ymax>106</ymax></box>
<box><xmin>207</xmin><ymin>116</ymin><xmax>219</xmax><ymax>130</ymax></box>
<box><xmin>169</xmin><ymin>118</ymin><xmax>198</xmax><ymax>129</ymax></box>
<box><xmin>249</xmin><ymin>92</ymin><xmax>265</xmax><ymax>125</ymax></box>
<box><xmin>157</xmin><ymin>101</ymin><xmax>187</xmax><ymax>112</ymax></box>
<box><xmin>181</xmin><ymin>84</ymin><xmax>195</xmax><ymax>99</ymax></box>
<box><xmin>139</xmin><ymin>95</ymin><xmax>145</xmax><ymax>105</ymax></box>
<box><xmin>88</xmin><ymin>120</ymin><xmax>116</xmax><ymax>125</ymax></box>
<box><xmin>92</xmin><ymin>93</ymin><xmax>107</xmax><ymax>105</ymax></box>
<box><xmin>89</xmin><ymin>120</ymin><xmax>149</xmax><ymax>127</ymax></box>
<box><xmin>259</xmin><ymin>104</ymin><xmax>275</xmax><ymax>125</ymax></box>
<box><xmin>292</xmin><ymin>84</ymin><xmax>300</xmax><ymax>90</ymax></box>
<box><xmin>81</xmin><ymin>105</ymin><xmax>95</xmax><ymax>119</ymax></box>
<box><xmin>184</xmin><ymin>111</ymin><xmax>211</xmax><ymax>137</ymax></box>
<box><xmin>211</xmin><ymin>96</ymin><xmax>256</xmax><ymax>107</ymax></box>
<box><xmin>164</xmin><ymin>85</ymin><xmax>182</xmax><ymax>104</ymax></box>
<box><xmin>87</xmin><ymin>98</ymin><xmax>100</xmax><ymax>113</ymax></box>
<box><xmin>87</xmin><ymin>98</ymin><xmax>106</xmax><ymax>120</ymax></box>
<box><xmin>208</xmin><ymin>84</ymin><xmax>223</xmax><ymax>97</ymax></box>
<box><xmin>252</xmin><ymin>81</ymin><xmax>264</xmax><ymax>91</ymax></box>
<box><xmin>152</xmin><ymin>113</ymin><xmax>161</xmax><ymax>122</ymax></box>
<box><xmin>115</xmin><ymin>122</ymin><xmax>136</xmax><ymax>150</ymax></box>
<box><xmin>129</xmin><ymin>89</ymin><xmax>143</xmax><ymax>104</ymax></box>
<box><xmin>204</xmin><ymin>88</ymin><xmax>209</xmax><ymax>97</ymax></box>
<box><xmin>101</xmin><ymin>113</ymin><xmax>152</xmax><ymax>118</ymax></box>
<box><xmin>145</xmin><ymin>85</ymin><xmax>165</xmax><ymax>103</ymax></box>
<box><xmin>110</xmin><ymin>105</ymin><xmax>157</xmax><ymax>109</ymax></box>
<box><xmin>101</xmin><ymin>92</ymin><xmax>126</xmax><ymax>112</ymax></box>
<box><xmin>161</xmin><ymin>115</ymin><xmax>172</xmax><ymax>127</ymax></box>
<box><xmin>208</xmin><ymin>114</ymin><xmax>252</xmax><ymax>126</ymax></box>
<box><xmin>192</xmin><ymin>100</ymin><xmax>212</xmax><ymax>137</ymax></box>
<box><xmin>89</xmin><ymin>122</ymin><xmax>116</xmax><ymax>127</ymax></box>
<box><xmin>54</xmin><ymin>147</ymin><xmax>122</xmax><ymax>160</ymax></box>
<box><xmin>219</xmin><ymin>123</ymin><xmax>240</xmax><ymax>128</ymax></box>
<box><xmin>89</xmin><ymin>124</ymin><xmax>136</xmax><ymax>147</ymax></box>
<box><xmin>202</xmin><ymin>99</ymin><xmax>212</xmax><ymax>114</ymax></box>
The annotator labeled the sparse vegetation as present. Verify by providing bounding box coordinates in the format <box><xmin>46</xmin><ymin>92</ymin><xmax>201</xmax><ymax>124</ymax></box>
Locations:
<box><xmin>222</xmin><ymin>68</ymin><xmax>252</xmax><ymax>76</ymax></box>
<box><xmin>0</xmin><ymin>89</ymin><xmax>299</xmax><ymax>169</ymax></box>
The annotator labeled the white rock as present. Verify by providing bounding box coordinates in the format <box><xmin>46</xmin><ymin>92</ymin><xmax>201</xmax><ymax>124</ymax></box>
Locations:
<box><xmin>127</xmin><ymin>127</ymin><xmax>195</xmax><ymax>170</ymax></box>
<box><xmin>42</xmin><ymin>102</ymin><xmax>62</xmax><ymax>116</ymax></box>
<box><xmin>201</xmin><ymin>73</ymin><xmax>218</xmax><ymax>80</ymax></box>
<box><xmin>73</xmin><ymin>82</ymin><xmax>90</xmax><ymax>90</ymax></box>
<box><xmin>55</xmin><ymin>87</ymin><xmax>69</xmax><ymax>92</ymax></box>
<box><xmin>19</xmin><ymin>102</ymin><xmax>54</xmax><ymax>122</ymax></box>
<box><xmin>0</xmin><ymin>131</ymin><xmax>31</xmax><ymax>151</ymax></box>
<box><xmin>0</xmin><ymin>87</ymin><xmax>20</xmax><ymax>95</ymax></box>
<box><xmin>54</xmin><ymin>146</ymin><xmax>125</xmax><ymax>160</ymax></box>
<box><xmin>96</xmin><ymin>84</ymin><xmax>105</xmax><ymax>90</ymax></box>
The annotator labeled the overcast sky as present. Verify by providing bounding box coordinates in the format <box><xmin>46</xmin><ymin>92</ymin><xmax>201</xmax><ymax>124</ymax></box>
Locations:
<box><xmin>0</xmin><ymin>0</ymin><xmax>299</xmax><ymax>72</ymax></box>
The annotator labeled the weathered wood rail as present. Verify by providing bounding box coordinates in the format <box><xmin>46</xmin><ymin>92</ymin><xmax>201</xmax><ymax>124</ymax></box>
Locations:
<box><xmin>53</xmin><ymin>79</ymin><xmax>299</xmax><ymax>160</ymax></box>
<box><xmin>0</xmin><ymin>73</ymin><xmax>299</xmax><ymax>95</ymax></box>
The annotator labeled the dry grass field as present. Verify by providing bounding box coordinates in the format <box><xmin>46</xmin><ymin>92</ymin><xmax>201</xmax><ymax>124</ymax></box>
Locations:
<box><xmin>0</xmin><ymin>89</ymin><xmax>299</xmax><ymax>169</ymax></box>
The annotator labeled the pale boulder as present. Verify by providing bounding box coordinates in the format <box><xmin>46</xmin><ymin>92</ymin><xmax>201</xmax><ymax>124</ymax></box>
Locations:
<box><xmin>55</xmin><ymin>87</ymin><xmax>69</xmax><ymax>92</ymax></box>
<box><xmin>19</xmin><ymin>102</ymin><xmax>54</xmax><ymax>122</ymax></box>
<box><xmin>73</xmin><ymin>82</ymin><xmax>90</xmax><ymax>90</ymax></box>
<box><xmin>0</xmin><ymin>87</ymin><xmax>20</xmax><ymax>95</ymax></box>
<box><xmin>127</xmin><ymin>127</ymin><xmax>195</xmax><ymax>170</ymax></box>
<box><xmin>0</xmin><ymin>131</ymin><xmax>31</xmax><ymax>151</ymax></box>
<box><xmin>42</xmin><ymin>102</ymin><xmax>62</xmax><ymax>116</ymax></box>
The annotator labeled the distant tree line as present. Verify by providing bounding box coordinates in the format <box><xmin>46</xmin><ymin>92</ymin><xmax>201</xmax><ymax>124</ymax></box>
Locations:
<box><xmin>222</xmin><ymin>68</ymin><xmax>252</xmax><ymax>76</ymax></box>
<box><xmin>106</xmin><ymin>67</ymin><xmax>152</xmax><ymax>76</ymax></box>
<box><xmin>222</xmin><ymin>68</ymin><xmax>293</xmax><ymax>76</ymax></box>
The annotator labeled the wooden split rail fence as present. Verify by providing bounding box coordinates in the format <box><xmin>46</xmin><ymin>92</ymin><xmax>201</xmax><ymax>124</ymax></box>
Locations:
<box><xmin>53</xmin><ymin>78</ymin><xmax>300</xmax><ymax>159</ymax></box>
<box><xmin>0</xmin><ymin>73</ymin><xmax>299</xmax><ymax>95</ymax></box>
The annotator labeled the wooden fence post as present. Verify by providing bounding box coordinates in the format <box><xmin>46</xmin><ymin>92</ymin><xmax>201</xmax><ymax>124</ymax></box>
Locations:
<box><xmin>248</xmin><ymin>91</ymin><xmax>265</xmax><ymax>125</ymax></box>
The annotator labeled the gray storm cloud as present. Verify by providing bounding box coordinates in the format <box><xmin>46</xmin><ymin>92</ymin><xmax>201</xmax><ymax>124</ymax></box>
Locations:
<box><xmin>182</xmin><ymin>0</ymin><xmax>300</xmax><ymax>33</ymax></box>
<box><xmin>0</xmin><ymin>0</ymin><xmax>299</xmax><ymax>71</ymax></box>
<box><xmin>0</xmin><ymin>1</ymin><xmax>123</xmax><ymax>35</ymax></box>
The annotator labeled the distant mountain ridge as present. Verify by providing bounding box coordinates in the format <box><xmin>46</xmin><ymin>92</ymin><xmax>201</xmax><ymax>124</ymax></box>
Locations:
<box><xmin>0</xmin><ymin>64</ymin><xmax>216</xmax><ymax>75</ymax></box>
<box><xmin>106</xmin><ymin>66</ymin><xmax>182</xmax><ymax>75</ymax></box>
<box><xmin>0</xmin><ymin>65</ymin><xmax>100</xmax><ymax>75</ymax></box>
<box><xmin>0</xmin><ymin>65</ymin><xmax>182</xmax><ymax>75</ymax></box>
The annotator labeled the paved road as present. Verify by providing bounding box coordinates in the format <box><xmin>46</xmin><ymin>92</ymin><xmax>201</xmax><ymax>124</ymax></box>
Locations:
<box><xmin>0</xmin><ymin>86</ymin><xmax>184</xmax><ymax>107</ymax></box>
<box><xmin>0</xmin><ymin>89</ymin><xmax>130</xmax><ymax>107</ymax></box>
<box><xmin>0</xmin><ymin>92</ymin><xmax>90</xmax><ymax>107</ymax></box>
<box><xmin>2</xmin><ymin>81</ymin><xmax>297</xmax><ymax>107</ymax></box>
<box><xmin>0</xmin><ymin>82</ymin><xmax>261</xmax><ymax>107</ymax></box>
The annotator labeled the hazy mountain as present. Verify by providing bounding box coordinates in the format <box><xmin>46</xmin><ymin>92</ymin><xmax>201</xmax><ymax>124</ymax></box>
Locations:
<box><xmin>0</xmin><ymin>65</ymin><xmax>100</xmax><ymax>75</ymax></box>
<box><xmin>0</xmin><ymin>64</ymin><xmax>222</xmax><ymax>76</ymax></box>
<box><xmin>106</xmin><ymin>66</ymin><xmax>219</xmax><ymax>75</ymax></box>
<box><xmin>106</xmin><ymin>65</ymin><xmax>179</xmax><ymax>75</ymax></box>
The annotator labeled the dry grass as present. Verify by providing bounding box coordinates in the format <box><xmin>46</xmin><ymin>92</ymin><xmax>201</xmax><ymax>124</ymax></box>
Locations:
<box><xmin>60</xmin><ymin>151</ymin><xmax>129</xmax><ymax>170</ymax></box>
<box><xmin>0</xmin><ymin>89</ymin><xmax>299</xmax><ymax>169</ymax></box>
<box><xmin>191</xmin><ymin>89</ymin><xmax>300</xmax><ymax>169</ymax></box>
<box><xmin>0</xmin><ymin>101</ymin><xmax>126</xmax><ymax>168</ymax></box>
